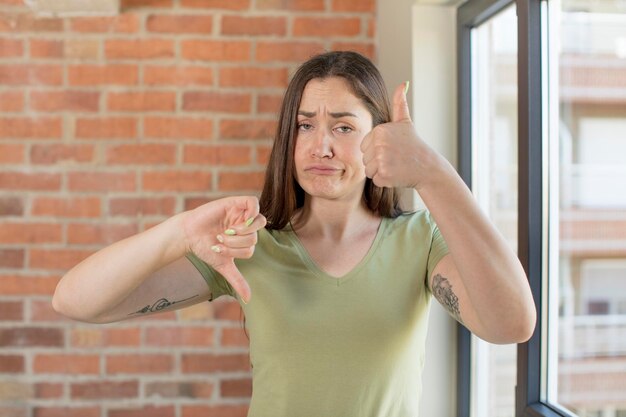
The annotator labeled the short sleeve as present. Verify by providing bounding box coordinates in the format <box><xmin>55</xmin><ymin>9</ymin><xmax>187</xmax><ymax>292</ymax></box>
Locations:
<box><xmin>426</xmin><ymin>214</ymin><xmax>449</xmax><ymax>288</ymax></box>
<box><xmin>185</xmin><ymin>252</ymin><xmax>235</xmax><ymax>301</ymax></box>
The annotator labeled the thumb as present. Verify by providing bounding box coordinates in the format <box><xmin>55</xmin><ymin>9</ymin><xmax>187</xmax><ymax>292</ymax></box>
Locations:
<box><xmin>216</xmin><ymin>261</ymin><xmax>251</xmax><ymax>304</ymax></box>
<box><xmin>391</xmin><ymin>81</ymin><xmax>411</xmax><ymax>123</ymax></box>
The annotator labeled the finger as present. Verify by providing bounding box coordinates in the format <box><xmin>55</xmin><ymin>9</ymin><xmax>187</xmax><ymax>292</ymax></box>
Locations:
<box><xmin>217</xmin><ymin>232</ymin><xmax>257</xmax><ymax>249</ymax></box>
<box><xmin>360</xmin><ymin>130</ymin><xmax>374</xmax><ymax>154</ymax></box>
<box><xmin>215</xmin><ymin>261</ymin><xmax>251</xmax><ymax>304</ymax></box>
<box><xmin>392</xmin><ymin>81</ymin><xmax>411</xmax><ymax>123</ymax></box>
<box><xmin>364</xmin><ymin>160</ymin><xmax>378</xmax><ymax>179</ymax></box>
<box><xmin>225</xmin><ymin>214</ymin><xmax>267</xmax><ymax>235</ymax></box>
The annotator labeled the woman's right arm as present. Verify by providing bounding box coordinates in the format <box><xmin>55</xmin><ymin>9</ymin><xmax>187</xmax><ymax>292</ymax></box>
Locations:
<box><xmin>52</xmin><ymin>196</ymin><xmax>265</xmax><ymax>323</ymax></box>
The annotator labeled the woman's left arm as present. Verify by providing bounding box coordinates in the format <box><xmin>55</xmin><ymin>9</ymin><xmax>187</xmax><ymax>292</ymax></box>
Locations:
<box><xmin>361</xmin><ymin>83</ymin><xmax>536</xmax><ymax>344</ymax></box>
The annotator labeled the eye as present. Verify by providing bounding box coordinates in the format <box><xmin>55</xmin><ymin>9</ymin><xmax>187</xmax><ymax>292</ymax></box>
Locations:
<box><xmin>297</xmin><ymin>122</ymin><xmax>313</xmax><ymax>131</ymax></box>
<box><xmin>335</xmin><ymin>125</ymin><xmax>353</xmax><ymax>134</ymax></box>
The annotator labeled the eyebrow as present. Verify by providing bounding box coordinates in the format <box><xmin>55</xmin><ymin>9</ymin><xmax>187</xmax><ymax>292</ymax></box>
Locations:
<box><xmin>297</xmin><ymin>110</ymin><xmax>358</xmax><ymax>119</ymax></box>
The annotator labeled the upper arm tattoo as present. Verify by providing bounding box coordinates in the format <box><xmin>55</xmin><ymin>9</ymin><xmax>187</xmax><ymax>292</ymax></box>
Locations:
<box><xmin>431</xmin><ymin>274</ymin><xmax>463</xmax><ymax>324</ymax></box>
<box><xmin>128</xmin><ymin>294</ymin><xmax>199</xmax><ymax>317</ymax></box>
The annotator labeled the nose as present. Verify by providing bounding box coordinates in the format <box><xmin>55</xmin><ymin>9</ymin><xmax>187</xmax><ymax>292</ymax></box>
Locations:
<box><xmin>311</xmin><ymin>127</ymin><xmax>333</xmax><ymax>159</ymax></box>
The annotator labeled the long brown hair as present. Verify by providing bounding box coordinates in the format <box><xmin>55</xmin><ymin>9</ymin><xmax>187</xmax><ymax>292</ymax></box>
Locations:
<box><xmin>259</xmin><ymin>51</ymin><xmax>403</xmax><ymax>229</ymax></box>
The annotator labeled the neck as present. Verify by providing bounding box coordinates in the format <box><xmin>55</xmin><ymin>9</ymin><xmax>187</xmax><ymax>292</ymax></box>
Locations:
<box><xmin>293</xmin><ymin>196</ymin><xmax>380</xmax><ymax>240</ymax></box>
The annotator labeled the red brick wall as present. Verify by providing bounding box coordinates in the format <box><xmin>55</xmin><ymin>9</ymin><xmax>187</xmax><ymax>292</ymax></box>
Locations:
<box><xmin>0</xmin><ymin>0</ymin><xmax>376</xmax><ymax>416</ymax></box>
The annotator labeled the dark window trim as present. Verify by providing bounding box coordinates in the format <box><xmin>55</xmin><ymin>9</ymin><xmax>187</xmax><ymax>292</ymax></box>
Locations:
<box><xmin>456</xmin><ymin>0</ymin><xmax>578</xmax><ymax>416</ymax></box>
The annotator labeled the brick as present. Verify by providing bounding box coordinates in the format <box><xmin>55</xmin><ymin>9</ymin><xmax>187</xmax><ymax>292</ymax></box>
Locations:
<box><xmin>181</xmin><ymin>0</ymin><xmax>249</xmax><ymax>9</ymax></box>
<box><xmin>332</xmin><ymin>0</ymin><xmax>375</xmax><ymax>12</ymax></box>
<box><xmin>0</xmin><ymin>144</ymin><xmax>24</xmax><ymax>163</ymax></box>
<box><xmin>70</xmin><ymin>327</ymin><xmax>141</xmax><ymax>348</ymax></box>
<box><xmin>30</xmin><ymin>144</ymin><xmax>94</xmax><ymax>165</ymax></box>
<box><xmin>0</xmin><ymin>249</ymin><xmax>23</xmax><ymax>268</ymax></box>
<box><xmin>256</xmin><ymin>145</ymin><xmax>271</xmax><ymax>165</ymax></box>
<box><xmin>109</xmin><ymin>197</ymin><xmax>176</xmax><ymax>216</ymax></box>
<box><xmin>67</xmin><ymin>171</ymin><xmax>136</xmax><ymax>192</ymax></box>
<box><xmin>107</xmin><ymin>91</ymin><xmax>176</xmax><ymax>112</ymax></box>
<box><xmin>145</xmin><ymin>326</ymin><xmax>214</xmax><ymax>346</ymax></box>
<box><xmin>332</xmin><ymin>42</ymin><xmax>375</xmax><ymax>60</ymax></box>
<box><xmin>71</xmin><ymin>381</ymin><xmax>138</xmax><ymax>399</ymax></box>
<box><xmin>31</xmin><ymin>300</ymin><xmax>67</xmax><ymax>322</ymax></box>
<box><xmin>64</xmin><ymin>39</ymin><xmax>100</xmax><ymax>60</ymax></box>
<box><xmin>0</xmin><ymin>39</ymin><xmax>23</xmax><ymax>57</ymax></box>
<box><xmin>184</xmin><ymin>197</ymin><xmax>212</xmax><ymax>210</ymax></box>
<box><xmin>219</xmin><ymin>119</ymin><xmax>276</xmax><ymax>140</ymax></box>
<box><xmin>105</xmin><ymin>39</ymin><xmax>174</xmax><ymax>60</ymax></box>
<box><xmin>75</xmin><ymin>117</ymin><xmax>137</xmax><ymax>139</ymax></box>
<box><xmin>257</xmin><ymin>94</ymin><xmax>283</xmax><ymax>114</ymax></box>
<box><xmin>182</xmin><ymin>353</ymin><xmax>250</xmax><ymax>373</ymax></box>
<box><xmin>144</xmin><ymin>65</ymin><xmax>214</xmax><ymax>86</ymax></box>
<box><xmin>69</xmin><ymin>65</ymin><xmax>138</xmax><ymax>86</ymax></box>
<box><xmin>367</xmin><ymin>17</ymin><xmax>375</xmax><ymax>38</ymax></box>
<box><xmin>221</xmin><ymin>378</ymin><xmax>252</xmax><ymax>398</ymax></box>
<box><xmin>0</xmin><ymin>65</ymin><xmax>62</xmax><ymax>85</ymax></box>
<box><xmin>221</xmin><ymin>16</ymin><xmax>286</xmax><ymax>36</ymax></box>
<box><xmin>0</xmin><ymin>172</ymin><xmax>61</xmax><ymax>191</ymax></box>
<box><xmin>121</xmin><ymin>0</ymin><xmax>173</xmax><ymax>9</ymax></box>
<box><xmin>29</xmin><ymin>249</ymin><xmax>94</xmax><ymax>270</ymax></box>
<box><xmin>0</xmin><ymin>117</ymin><xmax>62</xmax><ymax>138</ymax></box>
<box><xmin>147</xmin><ymin>15</ymin><xmax>213</xmax><ymax>33</ymax></box>
<box><xmin>183</xmin><ymin>145</ymin><xmax>251</xmax><ymax>165</ymax></box>
<box><xmin>183</xmin><ymin>92</ymin><xmax>250</xmax><ymax>113</ymax></box>
<box><xmin>0</xmin><ymin>14</ymin><xmax>63</xmax><ymax>32</ymax></box>
<box><xmin>109</xmin><ymin>406</ymin><xmax>176</xmax><ymax>417</ymax></box>
<box><xmin>33</xmin><ymin>407</ymin><xmax>99</xmax><ymax>417</ymax></box>
<box><xmin>256</xmin><ymin>0</ymin><xmax>324</xmax><ymax>10</ymax></box>
<box><xmin>34</xmin><ymin>354</ymin><xmax>100</xmax><ymax>374</ymax></box>
<box><xmin>0</xmin><ymin>91</ymin><xmax>24</xmax><ymax>111</ymax></box>
<box><xmin>219</xmin><ymin>67</ymin><xmax>287</xmax><ymax>87</ymax></box>
<box><xmin>106</xmin><ymin>354</ymin><xmax>173</xmax><ymax>374</ymax></box>
<box><xmin>29</xmin><ymin>39</ymin><xmax>63</xmax><ymax>59</ymax></box>
<box><xmin>0</xmin><ymin>301</ymin><xmax>22</xmax><ymax>320</ymax></box>
<box><xmin>256</xmin><ymin>41</ymin><xmax>324</xmax><ymax>62</ymax></box>
<box><xmin>145</xmin><ymin>381</ymin><xmax>214</xmax><ymax>398</ymax></box>
<box><xmin>221</xmin><ymin>327</ymin><xmax>249</xmax><ymax>347</ymax></box>
<box><xmin>67</xmin><ymin>223</ymin><xmax>138</xmax><ymax>245</ymax></box>
<box><xmin>144</xmin><ymin>117</ymin><xmax>213</xmax><ymax>139</ymax></box>
<box><xmin>213</xmin><ymin>300</ymin><xmax>244</xmax><ymax>320</ymax></box>
<box><xmin>0</xmin><ymin>223</ymin><xmax>61</xmax><ymax>244</ymax></box>
<box><xmin>219</xmin><ymin>171</ymin><xmax>265</xmax><ymax>191</ymax></box>
<box><xmin>181</xmin><ymin>405</ymin><xmax>249</xmax><ymax>417</ymax></box>
<box><xmin>0</xmin><ymin>407</ymin><xmax>27</xmax><ymax>417</ymax></box>
<box><xmin>32</xmin><ymin>196</ymin><xmax>101</xmax><ymax>218</ymax></box>
<box><xmin>293</xmin><ymin>17</ymin><xmax>361</xmax><ymax>37</ymax></box>
<box><xmin>0</xmin><ymin>355</ymin><xmax>24</xmax><ymax>373</ymax></box>
<box><xmin>181</xmin><ymin>40</ymin><xmax>250</xmax><ymax>61</ymax></box>
<box><xmin>30</xmin><ymin>91</ymin><xmax>100</xmax><ymax>112</ymax></box>
<box><xmin>70</xmin><ymin>15</ymin><xmax>140</xmax><ymax>33</ymax></box>
<box><xmin>109</xmin><ymin>143</ymin><xmax>177</xmax><ymax>165</ymax></box>
<box><xmin>0</xmin><ymin>328</ymin><xmax>63</xmax><ymax>347</ymax></box>
<box><xmin>0</xmin><ymin>275</ymin><xmax>59</xmax><ymax>296</ymax></box>
<box><xmin>142</xmin><ymin>171</ymin><xmax>212</xmax><ymax>192</ymax></box>
<box><xmin>34</xmin><ymin>383</ymin><xmax>63</xmax><ymax>399</ymax></box>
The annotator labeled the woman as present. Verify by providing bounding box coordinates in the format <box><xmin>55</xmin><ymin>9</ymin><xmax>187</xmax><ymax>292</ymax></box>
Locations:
<box><xmin>53</xmin><ymin>51</ymin><xmax>535</xmax><ymax>416</ymax></box>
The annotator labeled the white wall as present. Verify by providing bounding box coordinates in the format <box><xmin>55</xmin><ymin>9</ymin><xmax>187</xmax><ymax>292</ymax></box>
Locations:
<box><xmin>378</xmin><ymin>2</ymin><xmax>458</xmax><ymax>416</ymax></box>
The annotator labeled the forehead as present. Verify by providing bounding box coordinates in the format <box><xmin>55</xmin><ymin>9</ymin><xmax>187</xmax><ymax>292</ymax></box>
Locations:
<box><xmin>299</xmin><ymin>77</ymin><xmax>367</xmax><ymax>112</ymax></box>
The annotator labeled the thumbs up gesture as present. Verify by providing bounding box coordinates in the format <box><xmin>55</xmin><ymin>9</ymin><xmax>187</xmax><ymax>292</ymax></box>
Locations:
<box><xmin>361</xmin><ymin>82</ymin><xmax>434</xmax><ymax>191</ymax></box>
<box><xmin>181</xmin><ymin>196</ymin><xmax>266</xmax><ymax>304</ymax></box>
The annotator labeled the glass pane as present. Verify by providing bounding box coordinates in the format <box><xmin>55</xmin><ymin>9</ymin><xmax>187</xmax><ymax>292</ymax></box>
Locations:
<box><xmin>547</xmin><ymin>0</ymin><xmax>626</xmax><ymax>415</ymax></box>
<box><xmin>469</xmin><ymin>5</ymin><xmax>518</xmax><ymax>417</ymax></box>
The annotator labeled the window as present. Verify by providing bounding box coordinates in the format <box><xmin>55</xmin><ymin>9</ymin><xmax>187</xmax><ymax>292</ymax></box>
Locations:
<box><xmin>458</xmin><ymin>0</ymin><xmax>626</xmax><ymax>416</ymax></box>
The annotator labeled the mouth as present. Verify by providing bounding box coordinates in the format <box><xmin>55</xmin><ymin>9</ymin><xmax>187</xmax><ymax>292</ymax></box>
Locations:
<box><xmin>304</xmin><ymin>165</ymin><xmax>342</xmax><ymax>175</ymax></box>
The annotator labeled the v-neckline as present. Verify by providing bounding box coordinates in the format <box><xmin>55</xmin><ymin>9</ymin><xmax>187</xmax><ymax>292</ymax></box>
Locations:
<box><xmin>285</xmin><ymin>217</ymin><xmax>389</xmax><ymax>286</ymax></box>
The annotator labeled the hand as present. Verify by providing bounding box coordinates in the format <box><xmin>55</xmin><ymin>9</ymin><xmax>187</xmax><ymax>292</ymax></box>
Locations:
<box><xmin>361</xmin><ymin>82</ymin><xmax>435</xmax><ymax>190</ymax></box>
<box><xmin>181</xmin><ymin>196</ymin><xmax>266</xmax><ymax>304</ymax></box>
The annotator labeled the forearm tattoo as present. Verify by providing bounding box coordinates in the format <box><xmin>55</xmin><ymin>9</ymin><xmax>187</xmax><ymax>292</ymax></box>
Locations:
<box><xmin>129</xmin><ymin>295</ymin><xmax>199</xmax><ymax>316</ymax></box>
<box><xmin>432</xmin><ymin>274</ymin><xmax>463</xmax><ymax>324</ymax></box>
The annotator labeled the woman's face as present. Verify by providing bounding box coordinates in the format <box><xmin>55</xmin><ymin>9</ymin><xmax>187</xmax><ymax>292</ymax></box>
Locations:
<box><xmin>294</xmin><ymin>76</ymin><xmax>374</xmax><ymax>204</ymax></box>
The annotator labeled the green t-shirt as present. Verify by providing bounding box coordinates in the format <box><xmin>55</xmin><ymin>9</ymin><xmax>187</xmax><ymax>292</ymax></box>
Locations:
<box><xmin>186</xmin><ymin>210</ymin><xmax>449</xmax><ymax>417</ymax></box>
